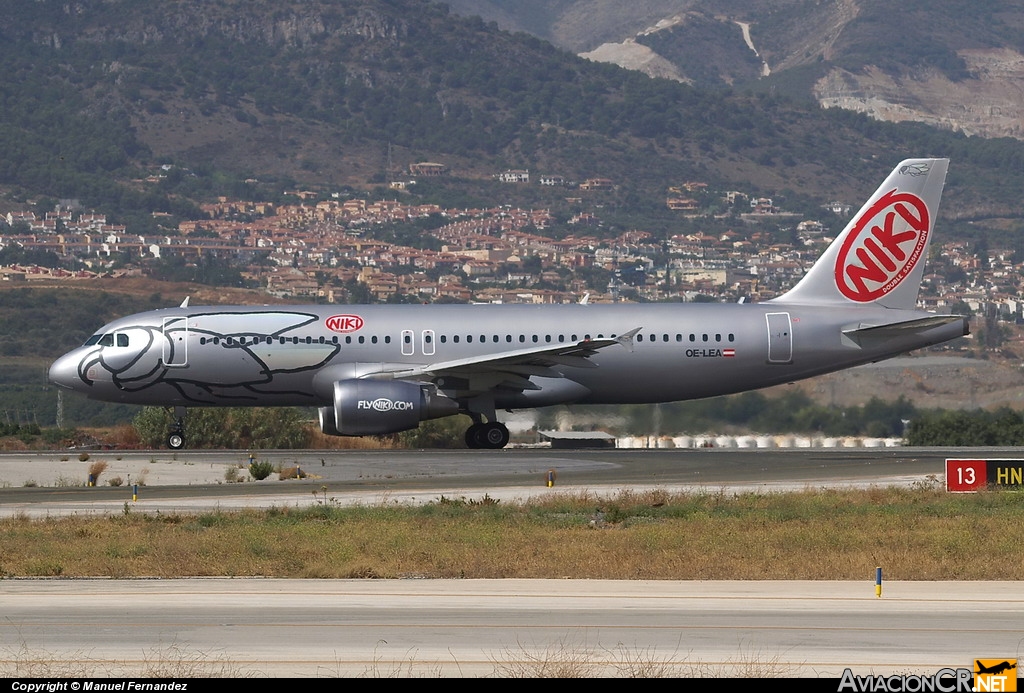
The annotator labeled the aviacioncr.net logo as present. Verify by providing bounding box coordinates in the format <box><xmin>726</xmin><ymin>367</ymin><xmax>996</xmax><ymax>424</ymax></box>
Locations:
<box><xmin>357</xmin><ymin>398</ymin><xmax>415</xmax><ymax>412</ymax></box>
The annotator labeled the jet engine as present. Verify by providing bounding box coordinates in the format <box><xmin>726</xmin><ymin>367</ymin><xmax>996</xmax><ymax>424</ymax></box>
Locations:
<box><xmin>318</xmin><ymin>379</ymin><xmax>459</xmax><ymax>436</ymax></box>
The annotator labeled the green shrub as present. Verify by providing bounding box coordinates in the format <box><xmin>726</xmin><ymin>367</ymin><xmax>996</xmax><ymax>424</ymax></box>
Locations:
<box><xmin>249</xmin><ymin>460</ymin><xmax>274</xmax><ymax>481</ymax></box>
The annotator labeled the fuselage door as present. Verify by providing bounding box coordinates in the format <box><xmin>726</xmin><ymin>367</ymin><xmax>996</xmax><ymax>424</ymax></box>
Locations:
<box><xmin>401</xmin><ymin>329</ymin><xmax>414</xmax><ymax>356</ymax></box>
<box><xmin>765</xmin><ymin>311</ymin><xmax>793</xmax><ymax>364</ymax></box>
<box><xmin>162</xmin><ymin>317</ymin><xmax>188</xmax><ymax>367</ymax></box>
<box><xmin>422</xmin><ymin>329</ymin><xmax>435</xmax><ymax>356</ymax></box>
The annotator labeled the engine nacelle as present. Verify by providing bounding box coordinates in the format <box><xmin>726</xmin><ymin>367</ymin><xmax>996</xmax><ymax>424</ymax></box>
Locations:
<box><xmin>319</xmin><ymin>379</ymin><xmax>459</xmax><ymax>436</ymax></box>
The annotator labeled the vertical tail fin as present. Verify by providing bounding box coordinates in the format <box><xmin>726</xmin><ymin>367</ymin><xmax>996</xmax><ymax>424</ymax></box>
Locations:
<box><xmin>773</xmin><ymin>158</ymin><xmax>948</xmax><ymax>309</ymax></box>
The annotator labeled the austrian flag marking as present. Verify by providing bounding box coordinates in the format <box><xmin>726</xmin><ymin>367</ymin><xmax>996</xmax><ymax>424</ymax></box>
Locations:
<box><xmin>325</xmin><ymin>314</ymin><xmax>364</xmax><ymax>333</ymax></box>
<box><xmin>834</xmin><ymin>189</ymin><xmax>930</xmax><ymax>302</ymax></box>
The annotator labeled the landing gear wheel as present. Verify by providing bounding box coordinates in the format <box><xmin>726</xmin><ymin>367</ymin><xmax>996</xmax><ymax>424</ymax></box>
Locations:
<box><xmin>465</xmin><ymin>423</ymin><xmax>483</xmax><ymax>449</ymax></box>
<box><xmin>473</xmin><ymin>422</ymin><xmax>509</xmax><ymax>450</ymax></box>
<box><xmin>167</xmin><ymin>406</ymin><xmax>186</xmax><ymax>450</ymax></box>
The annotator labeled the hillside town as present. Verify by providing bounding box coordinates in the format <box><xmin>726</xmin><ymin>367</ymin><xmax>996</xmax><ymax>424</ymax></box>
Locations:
<box><xmin>0</xmin><ymin>169</ymin><xmax>1017</xmax><ymax>339</ymax></box>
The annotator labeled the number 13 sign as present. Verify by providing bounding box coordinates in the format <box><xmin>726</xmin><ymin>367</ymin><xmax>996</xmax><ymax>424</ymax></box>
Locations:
<box><xmin>945</xmin><ymin>459</ymin><xmax>986</xmax><ymax>492</ymax></box>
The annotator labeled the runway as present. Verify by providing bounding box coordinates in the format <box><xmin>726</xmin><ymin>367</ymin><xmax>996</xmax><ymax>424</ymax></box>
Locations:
<box><xmin>1</xmin><ymin>579</ymin><xmax>1020</xmax><ymax>678</ymax></box>
<box><xmin>1</xmin><ymin>447</ymin><xmax>1021</xmax><ymax>678</ymax></box>
<box><xmin>0</xmin><ymin>445</ymin><xmax>987</xmax><ymax>518</ymax></box>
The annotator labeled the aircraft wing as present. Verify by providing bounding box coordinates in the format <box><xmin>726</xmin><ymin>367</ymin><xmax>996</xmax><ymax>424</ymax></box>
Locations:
<box><xmin>377</xmin><ymin>328</ymin><xmax>640</xmax><ymax>391</ymax></box>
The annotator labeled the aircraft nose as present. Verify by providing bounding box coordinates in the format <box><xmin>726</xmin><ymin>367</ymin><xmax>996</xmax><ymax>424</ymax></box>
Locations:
<box><xmin>48</xmin><ymin>351</ymin><xmax>81</xmax><ymax>390</ymax></box>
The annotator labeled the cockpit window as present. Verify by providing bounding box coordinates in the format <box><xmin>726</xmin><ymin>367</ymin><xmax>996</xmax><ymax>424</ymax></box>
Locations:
<box><xmin>89</xmin><ymin>333</ymin><xmax>129</xmax><ymax>347</ymax></box>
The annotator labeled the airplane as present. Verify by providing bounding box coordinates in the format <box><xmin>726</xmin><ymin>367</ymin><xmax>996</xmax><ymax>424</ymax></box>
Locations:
<box><xmin>48</xmin><ymin>158</ymin><xmax>968</xmax><ymax>450</ymax></box>
<box><xmin>975</xmin><ymin>661</ymin><xmax>1016</xmax><ymax>676</ymax></box>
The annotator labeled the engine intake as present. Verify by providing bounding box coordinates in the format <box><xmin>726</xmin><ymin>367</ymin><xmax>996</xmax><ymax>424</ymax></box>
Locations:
<box><xmin>319</xmin><ymin>379</ymin><xmax>458</xmax><ymax>436</ymax></box>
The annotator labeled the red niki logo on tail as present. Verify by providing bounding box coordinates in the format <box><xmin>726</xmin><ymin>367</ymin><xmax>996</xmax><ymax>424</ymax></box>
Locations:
<box><xmin>834</xmin><ymin>189</ymin><xmax>930</xmax><ymax>302</ymax></box>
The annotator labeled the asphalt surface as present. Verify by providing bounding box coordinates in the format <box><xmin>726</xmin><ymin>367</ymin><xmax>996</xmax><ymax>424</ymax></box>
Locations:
<box><xmin>1</xmin><ymin>579</ymin><xmax>1019</xmax><ymax>678</ymax></box>
<box><xmin>0</xmin><ymin>445</ymin><xmax>979</xmax><ymax>517</ymax></box>
<box><xmin>2</xmin><ymin>447</ymin><xmax>1020</xmax><ymax>679</ymax></box>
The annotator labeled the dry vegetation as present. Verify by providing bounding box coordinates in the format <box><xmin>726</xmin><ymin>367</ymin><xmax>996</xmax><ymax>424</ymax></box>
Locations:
<box><xmin>489</xmin><ymin>640</ymin><xmax>792</xmax><ymax>678</ymax></box>
<box><xmin>0</xmin><ymin>641</ymin><xmax>255</xmax><ymax>678</ymax></box>
<box><xmin>0</xmin><ymin>638</ymin><xmax>791</xmax><ymax>679</ymax></box>
<box><xmin>1</xmin><ymin>484</ymin><xmax>1022</xmax><ymax>580</ymax></box>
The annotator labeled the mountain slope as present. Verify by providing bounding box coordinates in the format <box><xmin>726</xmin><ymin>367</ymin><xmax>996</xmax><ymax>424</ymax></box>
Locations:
<box><xmin>451</xmin><ymin>0</ymin><xmax>1024</xmax><ymax>140</ymax></box>
<box><xmin>2</xmin><ymin>0</ymin><xmax>1024</xmax><ymax>226</ymax></box>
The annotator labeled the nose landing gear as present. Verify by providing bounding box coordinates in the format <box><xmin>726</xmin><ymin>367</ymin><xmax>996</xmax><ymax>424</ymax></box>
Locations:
<box><xmin>166</xmin><ymin>407</ymin><xmax>186</xmax><ymax>449</ymax></box>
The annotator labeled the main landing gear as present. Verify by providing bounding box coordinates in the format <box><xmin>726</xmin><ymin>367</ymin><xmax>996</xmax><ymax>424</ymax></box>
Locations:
<box><xmin>167</xmin><ymin>407</ymin><xmax>186</xmax><ymax>450</ymax></box>
<box><xmin>465</xmin><ymin>420</ymin><xmax>510</xmax><ymax>449</ymax></box>
<box><xmin>462</xmin><ymin>395</ymin><xmax>509</xmax><ymax>449</ymax></box>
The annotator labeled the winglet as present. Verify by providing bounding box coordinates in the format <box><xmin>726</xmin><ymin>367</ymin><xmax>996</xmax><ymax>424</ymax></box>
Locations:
<box><xmin>615</xmin><ymin>327</ymin><xmax>642</xmax><ymax>353</ymax></box>
<box><xmin>179</xmin><ymin>296</ymin><xmax>190</xmax><ymax>308</ymax></box>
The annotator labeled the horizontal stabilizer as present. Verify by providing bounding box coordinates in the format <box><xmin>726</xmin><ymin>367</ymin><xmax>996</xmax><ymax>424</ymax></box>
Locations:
<box><xmin>842</xmin><ymin>315</ymin><xmax>968</xmax><ymax>346</ymax></box>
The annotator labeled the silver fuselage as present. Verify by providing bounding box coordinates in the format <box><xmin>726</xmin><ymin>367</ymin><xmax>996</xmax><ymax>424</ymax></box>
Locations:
<box><xmin>48</xmin><ymin>302</ymin><xmax>968</xmax><ymax>410</ymax></box>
